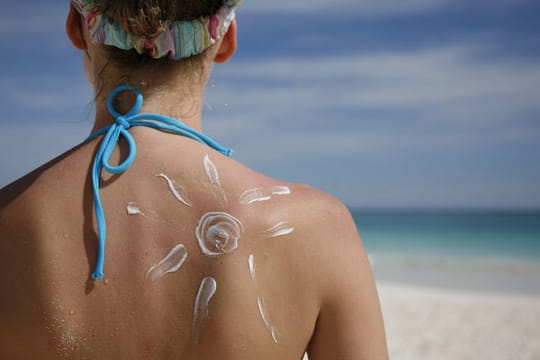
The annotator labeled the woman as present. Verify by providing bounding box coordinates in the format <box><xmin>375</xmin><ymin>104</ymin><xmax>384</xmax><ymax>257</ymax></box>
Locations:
<box><xmin>0</xmin><ymin>0</ymin><xmax>388</xmax><ymax>358</ymax></box>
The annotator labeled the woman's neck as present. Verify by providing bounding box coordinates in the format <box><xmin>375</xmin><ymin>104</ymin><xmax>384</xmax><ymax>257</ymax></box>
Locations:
<box><xmin>82</xmin><ymin>22</ymin><xmax>217</xmax><ymax>134</ymax></box>
<box><xmin>91</xmin><ymin>80</ymin><xmax>205</xmax><ymax>133</ymax></box>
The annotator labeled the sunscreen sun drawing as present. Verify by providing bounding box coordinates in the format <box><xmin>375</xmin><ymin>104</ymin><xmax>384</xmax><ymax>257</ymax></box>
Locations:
<box><xmin>137</xmin><ymin>153</ymin><xmax>293</xmax><ymax>343</ymax></box>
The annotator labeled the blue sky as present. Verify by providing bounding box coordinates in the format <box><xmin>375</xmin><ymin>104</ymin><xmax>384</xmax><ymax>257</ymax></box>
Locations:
<box><xmin>1</xmin><ymin>0</ymin><xmax>539</xmax><ymax>209</ymax></box>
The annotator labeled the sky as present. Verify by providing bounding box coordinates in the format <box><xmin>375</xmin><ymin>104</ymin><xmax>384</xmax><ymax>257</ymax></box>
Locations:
<box><xmin>1</xmin><ymin>0</ymin><xmax>539</xmax><ymax>209</ymax></box>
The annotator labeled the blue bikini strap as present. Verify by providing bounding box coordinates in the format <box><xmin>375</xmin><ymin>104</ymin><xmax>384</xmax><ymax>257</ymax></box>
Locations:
<box><xmin>88</xmin><ymin>85</ymin><xmax>232</xmax><ymax>280</ymax></box>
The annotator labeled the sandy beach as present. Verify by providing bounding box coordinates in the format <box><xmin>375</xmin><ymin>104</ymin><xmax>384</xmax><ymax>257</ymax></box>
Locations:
<box><xmin>378</xmin><ymin>282</ymin><xmax>540</xmax><ymax>360</ymax></box>
<box><xmin>302</xmin><ymin>280</ymin><xmax>540</xmax><ymax>360</ymax></box>
<box><xmin>301</xmin><ymin>254</ymin><xmax>540</xmax><ymax>360</ymax></box>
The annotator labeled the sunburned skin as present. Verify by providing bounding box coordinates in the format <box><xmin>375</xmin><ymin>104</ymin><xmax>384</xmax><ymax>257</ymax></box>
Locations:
<box><xmin>257</xmin><ymin>297</ymin><xmax>279</xmax><ymax>344</ymax></box>
<box><xmin>239</xmin><ymin>186</ymin><xmax>291</xmax><ymax>205</ymax></box>
<box><xmin>126</xmin><ymin>202</ymin><xmax>146</xmax><ymax>217</ymax></box>
<box><xmin>192</xmin><ymin>276</ymin><xmax>217</xmax><ymax>344</ymax></box>
<box><xmin>203</xmin><ymin>154</ymin><xmax>227</xmax><ymax>205</ymax></box>
<box><xmin>262</xmin><ymin>221</ymin><xmax>295</xmax><ymax>238</ymax></box>
<box><xmin>156</xmin><ymin>173</ymin><xmax>192</xmax><ymax>207</ymax></box>
<box><xmin>195</xmin><ymin>212</ymin><xmax>243</xmax><ymax>256</ymax></box>
<box><xmin>146</xmin><ymin>244</ymin><xmax>188</xmax><ymax>281</ymax></box>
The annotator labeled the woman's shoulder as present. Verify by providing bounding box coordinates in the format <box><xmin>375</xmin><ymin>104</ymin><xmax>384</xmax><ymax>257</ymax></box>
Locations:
<box><xmin>0</xmin><ymin>140</ymin><xmax>89</xmax><ymax>209</ymax></box>
<box><xmin>222</xmin><ymin>158</ymin><xmax>354</xmax><ymax>238</ymax></box>
<box><xmin>227</xmin><ymin>164</ymin><xmax>360</xmax><ymax>268</ymax></box>
<box><xmin>0</xmin><ymin>143</ymin><xmax>92</xmax><ymax>245</ymax></box>
<box><xmin>283</xmin><ymin>183</ymin><xmax>361</xmax><ymax>259</ymax></box>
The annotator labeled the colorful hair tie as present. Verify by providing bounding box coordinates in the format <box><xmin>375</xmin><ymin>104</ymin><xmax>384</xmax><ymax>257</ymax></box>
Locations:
<box><xmin>71</xmin><ymin>0</ymin><xmax>243</xmax><ymax>60</ymax></box>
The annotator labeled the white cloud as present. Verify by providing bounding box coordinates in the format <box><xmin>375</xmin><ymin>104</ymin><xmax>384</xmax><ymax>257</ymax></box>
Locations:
<box><xmin>1</xmin><ymin>80</ymin><xmax>92</xmax><ymax>111</ymax></box>
<box><xmin>239</xmin><ymin>0</ymin><xmax>526</xmax><ymax>16</ymax></box>
<box><xmin>240</xmin><ymin>0</ymin><xmax>451</xmax><ymax>15</ymax></box>
<box><xmin>211</xmin><ymin>44</ymin><xmax>540</xmax><ymax>126</ymax></box>
<box><xmin>204</xmin><ymin>42</ymin><xmax>540</xmax><ymax>165</ymax></box>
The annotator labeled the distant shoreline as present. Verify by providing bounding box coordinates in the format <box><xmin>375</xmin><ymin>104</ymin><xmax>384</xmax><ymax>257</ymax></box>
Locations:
<box><xmin>369</xmin><ymin>247</ymin><xmax>540</xmax><ymax>296</ymax></box>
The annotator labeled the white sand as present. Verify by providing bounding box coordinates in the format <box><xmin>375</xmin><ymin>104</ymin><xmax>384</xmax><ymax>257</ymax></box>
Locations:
<box><xmin>378</xmin><ymin>283</ymin><xmax>540</xmax><ymax>360</ymax></box>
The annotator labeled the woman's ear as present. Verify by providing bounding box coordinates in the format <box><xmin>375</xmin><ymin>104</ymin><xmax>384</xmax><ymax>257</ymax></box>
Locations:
<box><xmin>66</xmin><ymin>4</ymin><xmax>86</xmax><ymax>50</ymax></box>
<box><xmin>214</xmin><ymin>20</ymin><xmax>237</xmax><ymax>64</ymax></box>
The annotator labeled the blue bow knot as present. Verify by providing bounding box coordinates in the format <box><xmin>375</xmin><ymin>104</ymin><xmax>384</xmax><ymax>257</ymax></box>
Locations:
<box><xmin>88</xmin><ymin>85</ymin><xmax>232</xmax><ymax>279</ymax></box>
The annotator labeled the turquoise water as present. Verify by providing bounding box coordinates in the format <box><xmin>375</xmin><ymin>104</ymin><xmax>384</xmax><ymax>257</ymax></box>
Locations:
<box><xmin>351</xmin><ymin>210</ymin><xmax>540</xmax><ymax>263</ymax></box>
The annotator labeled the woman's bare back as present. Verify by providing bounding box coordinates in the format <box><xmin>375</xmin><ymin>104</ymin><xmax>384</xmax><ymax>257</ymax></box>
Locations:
<box><xmin>0</xmin><ymin>127</ymin><xmax>387</xmax><ymax>359</ymax></box>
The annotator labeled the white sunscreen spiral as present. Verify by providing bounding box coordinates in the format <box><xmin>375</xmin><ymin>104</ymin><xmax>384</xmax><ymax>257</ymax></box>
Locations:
<box><xmin>192</xmin><ymin>276</ymin><xmax>217</xmax><ymax>343</ymax></box>
<box><xmin>195</xmin><ymin>212</ymin><xmax>243</xmax><ymax>256</ymax></box>
<box><xmin>146</xmin><ymin>244</ymin><xmax>188</xmax><ymax>281</ymax></box>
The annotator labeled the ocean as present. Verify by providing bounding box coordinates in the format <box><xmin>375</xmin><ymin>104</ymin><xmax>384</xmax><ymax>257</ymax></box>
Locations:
<box><xmin>350</xmin><ymin>210</ymin><xmax>540</xmax><ymax>294</ymax></box>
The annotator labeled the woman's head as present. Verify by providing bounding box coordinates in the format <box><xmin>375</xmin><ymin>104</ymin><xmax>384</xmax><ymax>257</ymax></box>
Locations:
<box><xmin>93</xmin><ymin>0</ymin><xmax>225</xmax><ymax>38</ymax></box>
<box><xmin>66</xmin><ymin>0</ymin><xmax>239</xmax><ymax>97</ymax></box>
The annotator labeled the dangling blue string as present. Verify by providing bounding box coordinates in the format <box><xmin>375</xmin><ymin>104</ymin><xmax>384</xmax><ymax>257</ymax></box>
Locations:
<box><xmin>88</xmin><ymin>85</ymin><xmax>232</xmax><ymax>279</ymax></box>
